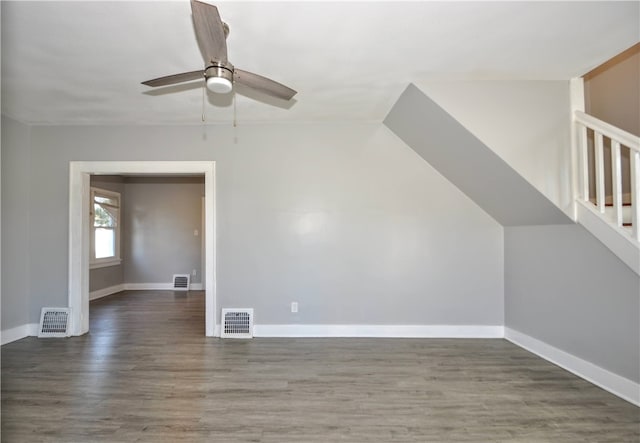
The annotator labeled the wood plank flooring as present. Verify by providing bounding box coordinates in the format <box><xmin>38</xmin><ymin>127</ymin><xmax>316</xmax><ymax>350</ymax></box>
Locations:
<box><xmin>2</xmin><ymin>290</ymin><xmax>639</xmax><ymax>442</ymax></box>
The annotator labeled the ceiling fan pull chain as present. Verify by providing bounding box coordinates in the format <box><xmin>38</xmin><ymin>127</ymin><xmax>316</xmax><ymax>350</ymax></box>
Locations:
<box><xmin>202</xmin><ymin>83</ymin><xmax>206</xmax><ymax>122</ymax></box>
<box><xmin>233</xmin><ymin>92</ymin><xmax>237</xmax><ymax>128</ymax></box>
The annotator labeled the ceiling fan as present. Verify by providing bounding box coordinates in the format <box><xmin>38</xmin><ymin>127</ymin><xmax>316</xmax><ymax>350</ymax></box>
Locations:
<box><xmin>142</xmin><ymin>0</ymin><xmax>296</xmax><ymax>101</ymax></box>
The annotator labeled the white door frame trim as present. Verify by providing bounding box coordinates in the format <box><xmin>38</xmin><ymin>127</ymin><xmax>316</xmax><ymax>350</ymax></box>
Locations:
<box><xmin>68</xmin><ymin>161</ymin><xmax>216</xmax><ymax>336</ymax></box>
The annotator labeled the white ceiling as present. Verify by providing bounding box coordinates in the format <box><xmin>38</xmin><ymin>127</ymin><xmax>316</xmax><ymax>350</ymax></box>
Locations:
<box><xmin>2</xmin><ymin>1</ymin><xmax>639</xmax><ymax>125</ymax></box>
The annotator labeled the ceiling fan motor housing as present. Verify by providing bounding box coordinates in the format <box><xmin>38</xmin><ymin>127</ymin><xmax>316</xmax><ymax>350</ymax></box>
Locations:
<box><xmin>205</xmin><ymin>62</ymin><xmax>234</xmax><ymax>93</ymax></box>
<box><xmin>142</xmin><ymin>2</ymin><xmax>296</xmax><ymax>100</ymax></box>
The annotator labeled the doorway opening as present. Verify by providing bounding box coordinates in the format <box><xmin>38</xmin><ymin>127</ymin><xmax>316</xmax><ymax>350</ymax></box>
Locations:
<box><xmin>68</xmin><ymin>161</ymin><xmax>216</xmax><ymax>337</ymax></box>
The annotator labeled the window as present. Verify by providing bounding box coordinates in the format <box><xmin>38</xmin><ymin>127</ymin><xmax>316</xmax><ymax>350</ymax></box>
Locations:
<box><xmin>90</xmin><ymin>187</ymin><xmax>121</xmax><ymax>268</ymax></box>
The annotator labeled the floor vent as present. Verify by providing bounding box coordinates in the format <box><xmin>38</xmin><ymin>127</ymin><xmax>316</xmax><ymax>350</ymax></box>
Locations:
<box><xmin>38</xmin><ymin>308</ymin><xmax>70</xmax><ymax>338</ymax></box>
<box><xmin>173</xmin><ymin>274</ymin><xmax>190</xmax><ymax>291</ymax></box>
<box><xmin>221</xmin><ymin>309</ymin><xmax>254</xmax><ymax>339</ymax></box>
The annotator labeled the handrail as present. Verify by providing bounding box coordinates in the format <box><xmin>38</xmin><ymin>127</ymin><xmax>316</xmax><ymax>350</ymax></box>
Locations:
<box><xmin>574</xmin><ymin>111</ymin><xmax>640</xmax><ymax>152</ymax></box>
<box><xmin>574</xmin><ymin>111</ymin><xmax>639</xmax><ymax>242</ymax></box>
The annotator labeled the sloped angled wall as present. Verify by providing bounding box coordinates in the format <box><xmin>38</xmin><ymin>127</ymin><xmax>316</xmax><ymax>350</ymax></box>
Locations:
<box><xmin>384</xmin><ymin>84</ymin><xmax>571</xmax><ymax>226</ymax></box>
<box><xmin>413</xmin><ymin>80</ymin><xmax>574</xmax><ymax>215</ymax></box>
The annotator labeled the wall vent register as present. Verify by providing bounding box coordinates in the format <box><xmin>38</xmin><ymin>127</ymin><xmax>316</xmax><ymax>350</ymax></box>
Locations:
<box><xmin>221</xmin><ymin>309</ymin><xmax>254</xmax><ymax>338</ymax></box>
<box><xmin>38</xmin><ymin>308</ymin><xmax>70</xmax><ymax>338</ymax></box>
<box><xmin>173</xmin><ymin>274</ymin><xmax>190</xmax><ymax>291</ymax></box>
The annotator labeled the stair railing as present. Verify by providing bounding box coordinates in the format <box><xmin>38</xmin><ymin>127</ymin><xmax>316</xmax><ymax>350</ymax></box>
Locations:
<box><xmin>574</xmin><ymin>111</ymin><xmax>639</xmax><ymax>242</ymax></box>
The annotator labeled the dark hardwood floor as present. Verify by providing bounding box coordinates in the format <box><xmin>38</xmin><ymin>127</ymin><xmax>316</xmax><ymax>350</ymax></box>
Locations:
<box><xmin>2</xmin><ymin>290</ymin><xmax>639</xmax><ymax>442</ymax></box>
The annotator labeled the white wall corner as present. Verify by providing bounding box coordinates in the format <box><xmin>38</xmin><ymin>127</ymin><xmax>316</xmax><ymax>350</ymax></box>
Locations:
<box><xmin>89</xmin><ymin>284</ymin><xmax>126</xmax><ymax>301</ymax></box>
<box><xmin>570</xmin><ymin>78</ymin><xmax>586</xmax><ymax>114</ymax></box>
<box><xmin>1</xmin><ymin>323</ymin><xmax>39</xmax><ymax>345</ymax></box>
<box><xmin>570</xmin><ymin>77</ymin><xmax>586</xmax><ymax>221</ymax></box>
<box><xmin>505</xmin><ymin>327</ymin><xmax>639</xmax><ymax>407</ymax></box>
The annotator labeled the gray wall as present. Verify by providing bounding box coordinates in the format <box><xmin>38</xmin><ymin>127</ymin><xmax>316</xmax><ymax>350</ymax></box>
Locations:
<box><xmin>123</xmin><ymin>176</ymin><xmax>204</xmax><ymax>285</ymax></box>
<box><xmin>4</xmin><ymin>121</ymin><xmax>504</xmax><ymax>327</ymax></box>
<box><xmin>505</xmin><ymin>224</ymin><xmax>640</xmax><ymax>383</ymax></box>
<box><xmin>1</xmin><ymin>116</ymin><xmax>31</xmax><ymax>330</ymax></box>
<box><xmin>89</xmin><ymin>266</ymin><xmax>123</xmax><ymax>293</ymax></box>
<box><xmin>89</xmin><ymin>175</ymin><xmax>125</xmax><ymax>293</ymax></box>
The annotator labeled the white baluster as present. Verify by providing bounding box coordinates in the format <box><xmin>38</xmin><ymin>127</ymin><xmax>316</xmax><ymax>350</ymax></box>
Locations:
<box><xmin>631</xmin><ymin>150</ymin><xmax>639</xmax><ymax>241</ymax></box>
<box><xmin>611</xmin><ymin>141</ymin><xmax>622</xmax><ymax>227</ymax></box>
<box><xmin>594</xmin><ymin>132</ymin><xmax>605</xmax><ymax>213</ymax></box>
<box><xmin>574</xmin><ymin>110</ymin><xmax>640</xmax><ymax>245</ymax></box>
<box><xmin>579</xmin><ymin>124</ymin><xmax>589</xmax><ymax>202</ymax></box>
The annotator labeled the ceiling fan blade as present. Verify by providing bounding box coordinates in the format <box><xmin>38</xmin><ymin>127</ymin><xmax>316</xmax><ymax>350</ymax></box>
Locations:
<box><xmin>234</xmin><ymin>69</ymin><xmax>297</xmax><ymax>100</ymax></box>
<box><xmin>142</xmin><ymin>70</ymin><xmax>204</xmax><ymax>87</ymax></box>
<box><xmin>191</xmin><ymin>0</ymin><xmax>228</xmax><ymax>64</ymax></box>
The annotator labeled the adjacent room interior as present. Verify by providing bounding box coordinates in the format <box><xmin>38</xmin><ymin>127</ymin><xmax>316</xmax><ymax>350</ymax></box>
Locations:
<box><xmin>88</xmin><ymin>174</ymin><xmax>206</xmax><ymax>328</ymax></box>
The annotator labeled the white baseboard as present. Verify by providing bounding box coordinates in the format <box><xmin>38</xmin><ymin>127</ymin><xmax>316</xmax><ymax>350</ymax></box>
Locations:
<box><xmin>505</xmin><ymin>327</ymin><xmax>639</xmax><ymax>407</ymax></box>
<box><xmin>123</xmin><ymin>283</ymin><xmax>204</xmax><ymax>291</ymax></box>
<box><xmin>124</xmin><ymin>282</ymin><xmax>173</xmax><ymax>290</ymax></box>
<box><xmin>243</xmin><ymin>324</ymin><xmax>504</xmax><ymax>338</ymax></box>
<box><xmin>1</xmin><ymin>323</ymin><xmax>39</xmax><ymax>345</ymax></box>
<box><xmin>90</xmin><ymin>283</ymin><xmax>203</xmax><ymax>300</ymax></box>
<box><xmin>90</xmin><ymin>283</ymin><xmax>126</xmax><ymax>300</ymax></box>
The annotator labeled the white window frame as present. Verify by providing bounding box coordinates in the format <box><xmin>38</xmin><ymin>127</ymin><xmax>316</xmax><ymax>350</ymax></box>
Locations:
<box><xmin>90</xmin><ymin>187</ymin><xmax>122</xmax><ymax>269</ymax></box>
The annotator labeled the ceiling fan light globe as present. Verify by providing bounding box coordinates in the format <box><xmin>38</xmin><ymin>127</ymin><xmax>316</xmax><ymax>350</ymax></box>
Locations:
<box><xmin>206</xmin><ymin>76</ymin><xmax>233</xmax><ymax>94</ymax></box>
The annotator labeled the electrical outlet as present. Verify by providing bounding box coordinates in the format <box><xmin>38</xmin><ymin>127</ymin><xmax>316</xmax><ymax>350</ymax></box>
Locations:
<box><xmin>192</xmin><ymin>269</ymin><xmax>197</xmax><ymax>277</ymax></box>
<box><xmin>291</xmin><ymin>302</ymin><xmax>298</xmax><ymax>313</ymax></box>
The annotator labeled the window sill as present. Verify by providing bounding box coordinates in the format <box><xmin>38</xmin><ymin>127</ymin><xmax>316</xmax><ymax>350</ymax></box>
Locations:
<box><xmin>90</xmin><ymin>258</ymin><xmax>122</xmax><ymax>270</ymax></box>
